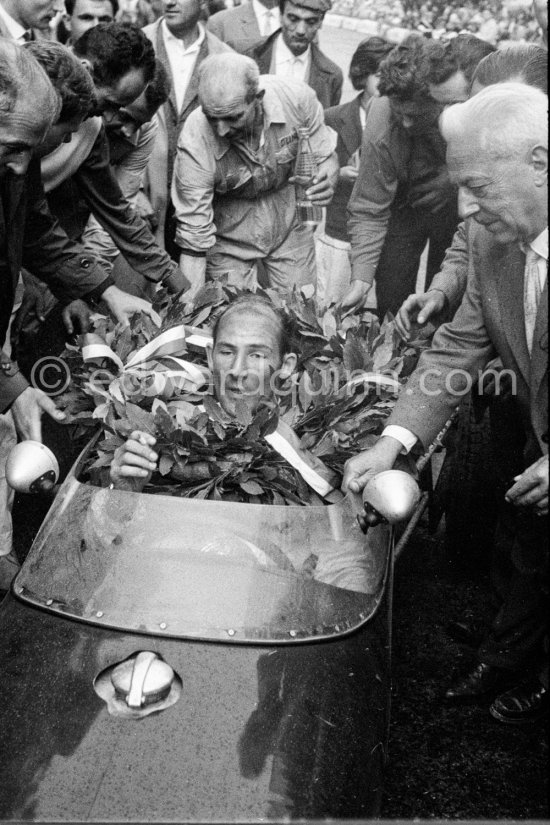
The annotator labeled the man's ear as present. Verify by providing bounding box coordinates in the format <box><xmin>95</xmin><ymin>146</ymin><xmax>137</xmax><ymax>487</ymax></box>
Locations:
<box><xmin>531</xmin><ymin>145</ymin><xmax>547</xmax><ymax>186</ymax></box>
<box><xmin>206</xmin><ymin>341</ymin><xmax>214</xmax><ymax>371</ymax></box>
<box><xmin>279</xmin><ymin>352</ymin><xmax>297</xmax><ymax>379</ymax></box>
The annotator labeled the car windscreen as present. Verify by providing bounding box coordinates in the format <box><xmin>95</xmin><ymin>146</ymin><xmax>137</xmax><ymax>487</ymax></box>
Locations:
<box><xmin>15</xmin><ymin>477</ymin><xmax>392</xmax><ymax>643</ymax></box>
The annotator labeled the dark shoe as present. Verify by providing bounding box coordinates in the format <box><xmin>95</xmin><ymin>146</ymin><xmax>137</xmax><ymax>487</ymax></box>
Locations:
<box><xmin>444</xmin><ymin>662</ymin><xmax>514</xmax><ymax>703</ymax></box>
<box><xmin>490</xmin><ymin>680</ymin><xmax>549</xmax><ymax>725</ymax></box>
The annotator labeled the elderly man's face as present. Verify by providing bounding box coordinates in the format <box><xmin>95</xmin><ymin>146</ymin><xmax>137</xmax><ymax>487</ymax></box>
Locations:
<box><xmin>202</xmin><ymin>95</ymin><xmax>259</xmax><ymax>141</ymax></box>
<box><xmin>0</xmin><ymin>98</ymin><xmax>50</xmax><ymax>177</ymax></box>
<box><xmin>208</xmin><ymin>308</ymin><xmax>296</xmax><ymax>417</ymax></box>
<box><xmin>281</xmin><ymin>0</ymin><xmax>323</xmax><ymax>56</ymax></box>
<box><xmin>448</xmin><ymin>139</ymin><xmax>547</xmax><ymax>244</ymax></box>
<box><xmin>10</xmin><ymin>0</ymin><xmax>64</xmax><ymax>30</ymax></box>
<box><xmin>65</xmin><ymin>0</ymin><xmax>115</xmax><ymax>43</ymax></box>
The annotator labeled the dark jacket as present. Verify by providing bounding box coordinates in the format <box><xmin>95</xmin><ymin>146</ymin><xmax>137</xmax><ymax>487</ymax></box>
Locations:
<box><xmin>247</xmin><ymin>29</ymin><xmax>343</xmax><ymax>109</ymax></box>
<box><xmin>45</xmin><ymin>126</ymin><xmax>178</xmax><ymax>284</ymax></box>
<box><xmin>323</xmin><ymin>95</ymin><xmax>363</xmax><ymax>241</ymax></box>
<box><xmin>0</xmin><ymin>160</ymin><xmax>112</xmax><ymax>411</ymax></box>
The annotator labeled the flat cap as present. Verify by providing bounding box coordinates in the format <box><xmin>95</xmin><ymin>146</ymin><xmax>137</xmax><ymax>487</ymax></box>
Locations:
<box><xmin>291</xmin><ymin>0</ymin><xmax>332</xmax><ymax>14</ymax></box>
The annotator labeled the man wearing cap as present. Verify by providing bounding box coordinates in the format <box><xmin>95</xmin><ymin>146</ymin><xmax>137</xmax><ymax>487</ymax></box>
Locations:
<box><xmin>171</xmin><ymin>52</ymin><xmax>338</xmax><ymax>293</ymax></box>
<box><xmin>316</xmin><ymin>36</ymin><xmax>393</xmax><ymax>306</ymax></box>
<box><xmin>246</xmin><ymin>0</ymin><xmax>343</xmax><ymax>109</ymax></box>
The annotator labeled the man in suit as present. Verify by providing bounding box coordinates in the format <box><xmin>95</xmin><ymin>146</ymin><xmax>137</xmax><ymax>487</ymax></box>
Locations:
<box><xmin>343</xmin><ymin>83</ymin><xmax>548</xmax><ymax>724</ymax></box>
<box><xmin>0</xmin><ymin>0</ymin><xmax>64</xmax><ymax>40</ymax></box>
<box><xmin>58</xmin><ymin>0</ymin><xmax>117</xmax><ymax>44</ymax></box>
<box><xmin>246</xmin><ymin>0</ymin><xmax>342</xmax><ymax>110</ymax></box>
<box><xmin>142</xmin><ymin>0</ymin><xmax>230</xmax><ymax>254</ymax></box>
<box><xmin>207</xmin><ymin>0</ymin><xmax>279</xmax><ymax>53</ymax></box>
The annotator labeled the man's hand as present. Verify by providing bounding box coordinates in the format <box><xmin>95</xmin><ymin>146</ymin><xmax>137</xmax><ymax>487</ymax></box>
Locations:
<box><xmin>339</xmin><ymin>165</ymin><xmax>359</xmax><ymax>181</ymax></box>
<box><xmin>163</xmin><ymin>267</ymin><xmax>191</xmax><ymax>295</ymax></box>
<box><xmin>409</xmin><ymin>170</ymin><xmax>455</xmax><ymax>214</ymax></box>
<box><xmin>395</xmin><ymin>290</ymin><xmax>447</xmax><ymax>340</ymax></box>
<box><xmin>11</xmin><ymin>386</ymin><xmax>66</xmax><ymax>442</ymax></box>
<box><xmin>110</xmin><ymin>430</ymin><xmax>158</xmax><ymax>489</ymax></box>
<box><xmin>135</xmin><ymin>190</ymin><xmax>157</xmax><ymax>230</ymax></box>
<box><xmin>505</xmin><ymin>455</ymin><xmax>548</xmax><ymax>516</ymax></box>
<box><xmin>13</xmin><ymin>273</ymin><xmax>57</xmax><ymax>338</ymax></box>
<box><xmin>342</xmin><ymin>436</ymin><xmax>403</xmax><ymax>494</ymax></box>
<box><xmin>179</xmin><ymin>253</ymin><xmax>207</xmax><ymax>298</ymax></box>
<box><xmin>101</xmin><ymin>285</ymin><xmax>161</xmax><ymax>327</ymax></box>
<box><xmin>61</xmin><ymin>299</ymin><xmax>92</xmax><ymax>335</ymax></box>
<box><xmin>338</xmin><ymin>280</ymin><xmax>371</xmax><ymax>315</ymax></box>
<box><xmin>305</xmin><ymin>169</ymin><xmax>334</xmax><ymax>206</ymax></box>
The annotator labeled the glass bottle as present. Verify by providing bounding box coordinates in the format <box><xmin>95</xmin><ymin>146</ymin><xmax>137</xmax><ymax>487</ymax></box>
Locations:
<box><xmin>293</xmin><ymin>127</ymin><xmax>323</xmax><ymax>227</ymax></box>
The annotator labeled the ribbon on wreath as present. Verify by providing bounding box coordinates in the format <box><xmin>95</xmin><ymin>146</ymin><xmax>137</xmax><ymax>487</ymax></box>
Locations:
<box><xmin>82</xmin><ymin>324</ymin><xmax>209</xmax><ymax>397</ymax></box>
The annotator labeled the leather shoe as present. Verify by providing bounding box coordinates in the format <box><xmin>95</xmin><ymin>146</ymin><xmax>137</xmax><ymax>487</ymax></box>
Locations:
<box><xmin>444</xmin><ymin>662</ymin><xmax>514</xmax><ymax>703</ymax></box>
<box><xmin>490</xmin><ymin>680</ymin><xmax>548</xmax><ymax>725</ymax></box>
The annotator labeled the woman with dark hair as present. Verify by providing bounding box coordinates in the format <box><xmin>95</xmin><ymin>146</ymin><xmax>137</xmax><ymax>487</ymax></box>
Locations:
<box><xmin>315</xmin><ymin>36</ymin><xmax>393</xmax><ymax>307</ymax></box>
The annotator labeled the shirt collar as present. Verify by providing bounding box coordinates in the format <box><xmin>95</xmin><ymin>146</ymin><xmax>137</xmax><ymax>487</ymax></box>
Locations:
<box><xmin>161</xmin><ymin>19</ymin><xmax>205</xmax><ymax>51</ymax></box>
<box><xmin>275</xmin><ymin>31</ymin><xmax>310</xmax><ymax>65</ymax></box>
<box><xmin>520</xmin><ymin>228</ymin><xmax>548</xmax><ymax>260</ymax></box>
<box><xmin>0</xmin><ymin>3</ymin><xmax>28</xmax><ymax>41</ymax></box>
<box><xmin>251</xmin><ymin>0</ymin><xmax>278</xmax><ymax>24</ymax></box>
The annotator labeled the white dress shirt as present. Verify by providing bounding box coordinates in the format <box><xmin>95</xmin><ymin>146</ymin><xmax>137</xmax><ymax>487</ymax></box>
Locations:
<box><xmin>251</xmin><ymin>0</ymin><xmax>279</xmax><ymax>36</ymax></box>
<box><xmin>383</xmin><ymin>225</ymin><xmax>549</xmax><ymax>455</ymax></box>
<box><xmin>0</xmin><ymin>3</ymin><xmax>29</xmax><ymax>42</ymax></box>
<box><xmin>161</xmin><ymin>20</ymin><xmax>205</xmax><ymax>113</ymax></box>
<box><xmin>522</xmin><ymin>227</ymin><xmax>548</xmax><ymax>354</ymax></box>
<box><xmin>272</xmin><ymin>32</ymin><xmax>310</xmax><ymax>84</ymax></box>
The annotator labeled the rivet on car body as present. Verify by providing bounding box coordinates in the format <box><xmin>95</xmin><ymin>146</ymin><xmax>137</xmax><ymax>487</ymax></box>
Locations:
<box><xmin>96</xmin><ymin>611</ymin><xmax>104</xmax><ymax>618</ymax></box>
<box><xmin>46</xmin><ymin>599</ymin><xmax>53</xmax><ymax>606</ymax></box>
<box><xmin>289</xmin><ymin>630</ymin><xmax>297</xmax><ymax>638</ymax></box>
<box><xmin>159</xmin><ymin>622</ymin><xmax>167</xmax><ymax>630</ymax></box>
<box><xmin>227</xmin><ymin>628</ymin><xmax>236</xmax><ymax>636</ymax></box>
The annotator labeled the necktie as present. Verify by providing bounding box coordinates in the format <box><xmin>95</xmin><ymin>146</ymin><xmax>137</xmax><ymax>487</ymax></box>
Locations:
<box><xmin>523</xmin><ymin>246</ymin><xmax>545</xmax><ymax>354</ymax></box>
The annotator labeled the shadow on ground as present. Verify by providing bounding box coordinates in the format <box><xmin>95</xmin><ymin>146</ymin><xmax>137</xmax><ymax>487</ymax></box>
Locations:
<box><xmin>383</xmin><ymin>516</ymin><xmax>548</xmax><ymax>819</ymax></box>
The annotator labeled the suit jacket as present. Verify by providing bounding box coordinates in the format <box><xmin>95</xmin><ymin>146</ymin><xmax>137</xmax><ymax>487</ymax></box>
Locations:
<box><xmin>0</xmin><ymin>161</ymin><xmax>112</xmax><ymax>411</ymax></box>
<box><xmin>387</xmin><ymin>224</ymin><xmax>548</xmax><ymax>465</ymax></box>
<box><xmin>142</xmin><ymin>20</ymin><xmax>230</xmax><ymax>248</ymax></box>
<box><xmin>247</xmin><ymin>30</ymin><xmax>343</xmax><ymax>109</ymax></box>
<box><xmin>323</xmin><ymin>94</ymin><xmax>363</xmax><ymax>241</ymax></box>
<box><xmin>206</xmin><ymin>2</ymin><xmax>262</xmax><ymax>53</ymax></box>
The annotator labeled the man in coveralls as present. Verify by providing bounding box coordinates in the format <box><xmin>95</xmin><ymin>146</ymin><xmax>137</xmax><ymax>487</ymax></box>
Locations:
<box><xmin>171</xmin><ymin>51</ymin><xmax>338</xmax><ymax>293</ymax></box>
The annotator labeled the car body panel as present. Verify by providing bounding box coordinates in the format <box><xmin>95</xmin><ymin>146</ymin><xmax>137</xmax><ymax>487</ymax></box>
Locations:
<box><xmin>0</xmin><ymin>585</ymin><xmax>391</xmax><ymax>821</ymax></box>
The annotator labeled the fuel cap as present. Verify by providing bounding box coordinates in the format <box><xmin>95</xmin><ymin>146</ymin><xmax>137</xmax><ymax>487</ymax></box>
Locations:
<box><xmin>111</xmin><ymin>651</ymin><xmax>175</xmax><ymax>708</ymax></box>
<box><xmin>362</xmin><ymin>470</ymin><xmax>421</xmax><ymax>524</ymax></box>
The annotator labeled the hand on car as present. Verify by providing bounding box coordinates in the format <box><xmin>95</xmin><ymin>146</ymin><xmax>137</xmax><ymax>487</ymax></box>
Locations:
<box><xmin>395</xmin><ymin>290</ymin><xmax>447</xmax><ymax>340</ymax></box>
<box><xmin>505</xmin><ymin>455</ymin><xmax>548</xmax><ymax>516</ymax></box>
<box><xmin>13</xmin><ymin>272</ymin><xmax>56</xmax><ymax>338</ymax></box>
<box><xmin>102</xmin><ymin>286</ymin><xmax>161</xmax><ymax>327</ymax></box>
<box><xmin>110</xmin><ymin>430</ymin><xmax>158</xmax><ymax>489</ymax></box>
<box><xmin>342</xmin><ymin>436</ymin><xmax>403</xmax><ymax>495</ymax></box>
<box><xmin>11</xmin><ymin>386</ymin><xmax>66</xmax><ymax>442</ymax></box>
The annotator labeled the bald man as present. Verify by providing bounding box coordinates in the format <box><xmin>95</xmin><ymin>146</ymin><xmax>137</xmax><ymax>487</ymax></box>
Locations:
<box><xmin>171</xmin><ymin>52</ymin><xmax>338</xmax><ymax>294</ymax></box>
